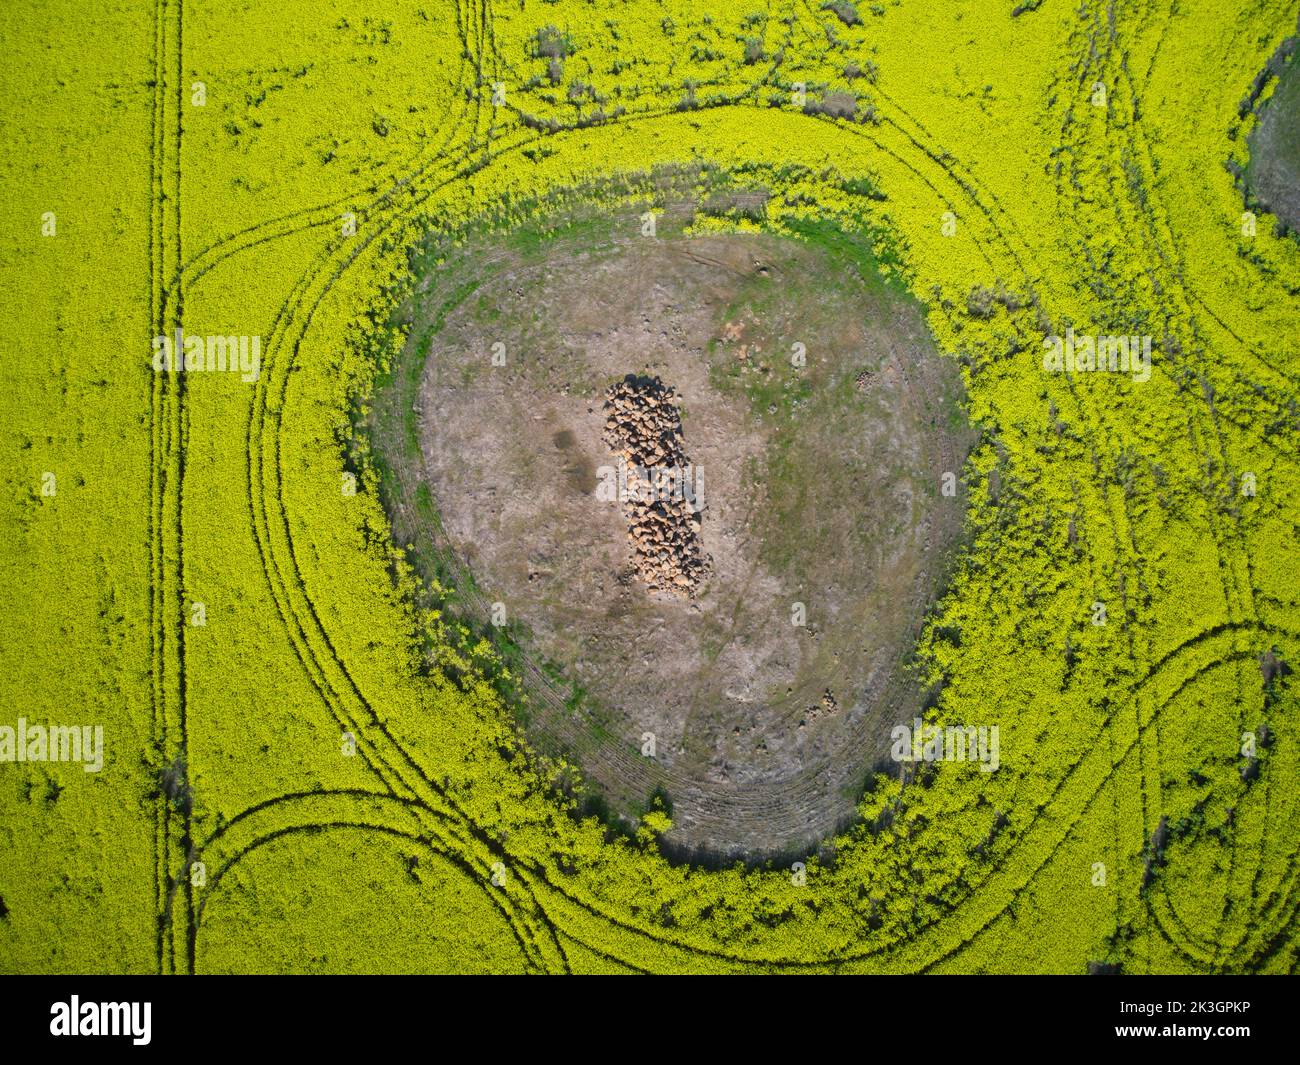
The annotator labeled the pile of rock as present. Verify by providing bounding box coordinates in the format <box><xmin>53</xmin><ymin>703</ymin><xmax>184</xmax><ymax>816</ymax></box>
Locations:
<box><xmin>602</xmin><ymin>375</ymin><xmax>708</xmax><ymax>597</ymax></box>
<box><xmin>801</xmin><ymin>689</ymin><xmax>840</xmax><ymax>729</ymax></box>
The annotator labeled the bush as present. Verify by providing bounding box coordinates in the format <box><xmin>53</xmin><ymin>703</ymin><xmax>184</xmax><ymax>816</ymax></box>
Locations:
<box><xmin>805</xmin><ymin>91</ymin><xmax>857</xmax><ymax>119</ymax></box>
<box><xmin>533</xmin><ymin>25</ymin><xmax>574</xmax><ymax>60</ymax></box>
<box><xmin>823</xmin><ymin>1</ymin><xmax>861</xmax><ymax>27</ymax></box>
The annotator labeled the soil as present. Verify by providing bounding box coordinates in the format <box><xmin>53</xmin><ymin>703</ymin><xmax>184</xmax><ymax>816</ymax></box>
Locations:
<box><xmin>382</xmin><ymin>198</ymin><xmax>974</xmax><ymax>859</ymax></box>
<box><xmin>1247</xmin><ymin>29</ymin><xmax>1300</xmax><ymax>233</ymax></box>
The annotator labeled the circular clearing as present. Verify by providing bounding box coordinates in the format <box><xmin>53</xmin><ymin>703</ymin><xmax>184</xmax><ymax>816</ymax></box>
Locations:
<box><xmin>376</xmin><ymin>195</ymin><xmax>973</xmax><ymax>860</ymax></box>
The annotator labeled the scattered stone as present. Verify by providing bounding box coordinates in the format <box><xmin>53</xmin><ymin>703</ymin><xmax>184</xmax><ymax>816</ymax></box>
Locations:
<box><xmin>803</xmin><ymin>688</ymin><xmax>841</xmax><ymax>726</ymax></box>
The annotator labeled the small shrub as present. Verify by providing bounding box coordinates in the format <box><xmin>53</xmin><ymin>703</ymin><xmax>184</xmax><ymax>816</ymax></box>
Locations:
<box><xmin>823</xmin><ymin>1</ymin><xmax>861</xmax><ymax>27</ymax></box>
<box><xmin>533</xmin><ymin>25</ymin><xmax>574</xmax><ymax>60</ymax></box>
<box><xmin>805</xmin><ymin>91</ymin><xmax>856</xmax><ymax>119</ymax></box>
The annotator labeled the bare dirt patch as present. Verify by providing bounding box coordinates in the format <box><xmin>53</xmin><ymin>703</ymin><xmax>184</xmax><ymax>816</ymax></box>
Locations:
<box><xmin>375</xmin><ymin>197</ymin><xmax>973</xmax><ymax>859</ymax></box>
<box><xmin>1245</xmin><ymin>25</ymin><xmax>1300</xmax><ymax>233</ymax></box>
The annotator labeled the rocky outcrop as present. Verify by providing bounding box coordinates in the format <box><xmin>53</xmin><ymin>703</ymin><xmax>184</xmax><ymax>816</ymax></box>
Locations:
<box><xmin>602</xmin><ymin>375</ymin><xmax>709</xmax><ymax>596</ymax></box>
